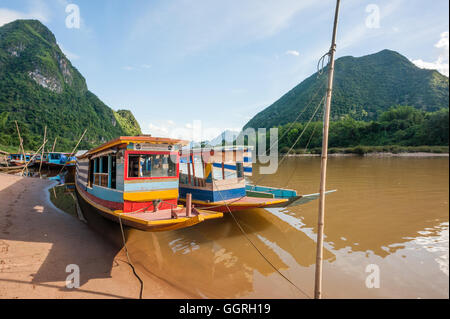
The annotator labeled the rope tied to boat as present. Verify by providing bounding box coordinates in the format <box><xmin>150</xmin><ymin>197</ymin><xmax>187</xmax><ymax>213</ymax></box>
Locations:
<box><xmin>212</xmin><ymin>179</ymin><xmax>312</xmax><ymax>299</ymax></box>
<box><xmin>117</xmin><ymin>213</ymin><xmax>144</xmax><ymax>299</ymax></box>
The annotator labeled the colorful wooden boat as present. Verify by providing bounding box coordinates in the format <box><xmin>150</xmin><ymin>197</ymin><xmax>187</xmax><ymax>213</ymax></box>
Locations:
<box><xmin>178</xmin><ymin>146</ymin><xmax>336</xmax><ymax>212</ymax></box>
<box><xmin>8</xmin><ymin>153</ymin><xmax>31</xmax><ymax>166</ymax></box>
<box><xmin>75</xmin><ymin>136</ymin><xmax>223</xmax><ymax>232</ymax></box>
<box><xmin>42</xmin><ymin>152</ymin><xmax>76</xmax><ymax>167</ymax></box>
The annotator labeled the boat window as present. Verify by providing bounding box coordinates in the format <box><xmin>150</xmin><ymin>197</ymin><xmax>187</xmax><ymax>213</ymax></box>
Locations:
<box><xmin>50</xmin><ymin>153</ymin><xmax>61</xmax><ymax>160</ymax></box>
<box><xmin>100</xmin><ymin>156</ymin><xmax>108</xmax><ymax>174</ymax></box>
<box><xmin>88</xmin><ymin>159</ymin><xmax>94</xmax><ymax>187</ymax></box>
<box><xmin>193</xmin><ymin>154</ymin><xmax>204</xmax><ymax>178</ymax></box>
<box><xmin>224</xmin><ymin>167</ymin><xmax>237</xmax><ymax>179</ymax></box>
<box><xmin>179</xmin><ymin>162</ymin><xmax>188</xmax><ymax>175</ymax></box>
<box><xmin>111</xmin><ymin>155</ymin><xmax>116</xmax><ymax>189</ymax></box>
<box><xmin>212</xmin><ymin>166</ymin><xmax>224</xmax><ymax>180</ymax></box>
<box><xmin>128</xmin><ymin>154</ymin><xmax>176</xmax><ymax>178</ymax></box>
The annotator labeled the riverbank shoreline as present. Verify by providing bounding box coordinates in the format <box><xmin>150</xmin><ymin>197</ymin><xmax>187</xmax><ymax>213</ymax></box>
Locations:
<box><xmin>283</xmin><ymin>152</ymin><xmax>449</xmax><ymax>157</ymax></box>
<box><xmin>0</xmin><ymin>173</ymin><xmax>188</xmax><ymax>299</ymax></box>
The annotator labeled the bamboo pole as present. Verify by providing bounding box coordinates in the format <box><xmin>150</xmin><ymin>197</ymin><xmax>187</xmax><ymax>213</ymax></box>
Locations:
<box><xmin>21</xmin><ymin>139</ymin><xmax>47</xmax><ymax>175</ymax></box>
<box><xmin>52</xmin><ymin>137</ymin><xmax>57</xmax><ymax>152</ymax></box>
<box><xmin>15</xmin><ymin>121</ymin><xmax>28</xmax><ymax>175</ymax></box>
<box><xmin>314</xmin><ymin>0</ymin><xmax>340</xmax><ymax>299</ymax></box>
<box><xmin>39</xmin><ymin>126</ymin><xmax>47</xmax><ymax>177</ymax></box>
<box><xmin>57</xmin><ymin>129</ymin><xmax>87</xmax><ymax>175</ymax></box>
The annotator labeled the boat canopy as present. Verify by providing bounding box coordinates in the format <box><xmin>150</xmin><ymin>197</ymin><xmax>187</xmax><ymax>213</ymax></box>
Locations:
<box><xmin>78</xmin><ymin>136</ymin><xmax>188</xmax><ymax>159</ymax></box>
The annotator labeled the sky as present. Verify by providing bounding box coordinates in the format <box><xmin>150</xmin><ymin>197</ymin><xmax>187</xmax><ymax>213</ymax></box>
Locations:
<box><xmin>0</xmin><ymin>0</ymin><xmax>448</xmax><ymax>141</ymax></box>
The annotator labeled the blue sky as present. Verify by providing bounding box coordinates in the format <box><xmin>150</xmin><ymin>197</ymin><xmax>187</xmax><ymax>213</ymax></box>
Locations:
<box><xmin>0</xmin><ymin>0</ymin><xmax>448</xmax><ymax>141</ymax></box>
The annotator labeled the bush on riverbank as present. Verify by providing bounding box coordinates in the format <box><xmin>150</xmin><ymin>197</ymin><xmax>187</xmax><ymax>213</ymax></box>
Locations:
<box><xmin>286</xmin><ymin>145</ymin><xmax>449</xmax><ymax>155</ymax></box>
<box><xmin>277</xmin><ymin>106</ymin><xmax>449</xmax><ymax>153</ymax></box>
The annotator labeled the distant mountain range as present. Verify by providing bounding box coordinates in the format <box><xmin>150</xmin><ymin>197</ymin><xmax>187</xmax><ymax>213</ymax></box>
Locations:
<box><xmin>0</xmin><ymin>19</ymin><xmax>142</xmax><ymax>151</ymax></box>
<box><xmin>208</xmin><ymin>130</ymin><xmax>241</xmax><ymax>146</ymax></box>
<box><xmin>244</xmin><ymin>49</ymin><xmax>449</xmax><ymax>129</ymax></box>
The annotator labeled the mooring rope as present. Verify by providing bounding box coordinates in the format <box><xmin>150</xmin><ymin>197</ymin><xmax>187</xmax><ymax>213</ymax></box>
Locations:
<box><xmin>212</xmin><ymin>179</ymin><xmax>312</xmax><ymax>299</ymax></box>
<box><xmin>117</xmin><ymin>214</ymin><xmax>144</xmax><ymax>299</ymax></box>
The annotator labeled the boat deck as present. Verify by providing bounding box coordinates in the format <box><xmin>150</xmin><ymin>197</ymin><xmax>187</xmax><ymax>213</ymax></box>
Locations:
<box><xmin>123</xmin><ymin>207</ymin><xmax>213</xmax><ymax>221</ymax></box>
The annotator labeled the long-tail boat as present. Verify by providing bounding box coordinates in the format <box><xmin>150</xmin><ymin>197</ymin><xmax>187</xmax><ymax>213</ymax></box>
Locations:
<box><xmin>8</xmin><ymin>153</ymin><xmax>31</xmax><ymax>166</ymax></box>
<box><xmin>42</xmin><ymin>152</ymin><xmax>76</xmax><ymax>167</ymax></box>
<box><xmin>75</xmin><ymin>136</ymin><xmax>223</xmax><ymax>231</ymax></box>
<box><xmin>178</xmin><ymin>146</ymin><xmax>335</xmax><ymax>212</ymax></box>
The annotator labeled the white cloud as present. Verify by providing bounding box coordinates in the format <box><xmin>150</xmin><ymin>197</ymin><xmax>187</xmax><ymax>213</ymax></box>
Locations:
<box><xmin>435</xmin><ymin>31</ymin><xmax>449</xmax><ymax>50</ymax></box>
<box><xmin>144</xmin><ymin>119</ymin><xmax>241</xmax><ymax>142</ymax></box>
<box><xmin>130</xmin><ymin>0</ymin><xmax>317</xmax><ymax>53</ymax></box>
<box><xmin>58</xmin><ymin>43</ymin><xmax>79</xmax><ymax>60</ymax></box>
<box><xmin>141</xmin><ymin>64</ymin><xmax>151</xmax><ymax>69</ymax></box>
<box><xmin>412</xmin><ymin>57</ymin><xmax>449</xmax><ymax>77</ymax></box>
<box><xmin>147</xmin><ymin>123</ymin><xmax>169</xmax><ymax>136</ymax></box>
<box><xmin>122</xmin><ymin>66</ymin><xmax>134</xmax><ymax>71</ymax></box>
<box><xmin>0</xmin><ymin>3</ymin><xmax>50</xmax><ymax>27</ymax></box>
<box><xmin>412</xmin><ymin>31</ymin><xmax>449</xmax><ymax>76</ymax></box>
<box><xmin>285</xmin><ymin>50</ymin><xmax>300</xmax><ymax>56</ymax></box>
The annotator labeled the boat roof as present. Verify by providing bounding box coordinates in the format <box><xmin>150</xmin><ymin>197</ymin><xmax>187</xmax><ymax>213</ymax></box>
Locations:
<box><xmin>180</xmin><ymin>145</ymin><xmax>253</xmax><ymax>154</ymax></box>
<box><xmin>79</xmin><ymin>136</ymin><xmax>189</xmax><ymax>158</ymax></box>
<box><xmin>75</xmin><ymin>150</ymin><xmax>88</xmax><ymax>157</ymax></box>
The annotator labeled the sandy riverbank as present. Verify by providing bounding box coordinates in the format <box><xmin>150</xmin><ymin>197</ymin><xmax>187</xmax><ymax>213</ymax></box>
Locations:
<box><xmin>0</xmin><ymin>173</ymin><xmax>188</xmax><ymax>299</ymax></box>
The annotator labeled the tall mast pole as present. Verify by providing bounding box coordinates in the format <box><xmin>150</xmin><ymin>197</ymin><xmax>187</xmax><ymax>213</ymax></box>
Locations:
<box><xmin>314</xmin><ymin>0</ymin><xmax>340</xmax><ymax>299</ymax></box>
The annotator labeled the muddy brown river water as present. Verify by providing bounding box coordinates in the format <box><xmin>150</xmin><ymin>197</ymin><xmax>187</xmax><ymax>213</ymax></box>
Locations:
<box><xmin>84</xmin><ymin>156</ymin><xmax>449</xmax><ymax>298</ymax></box>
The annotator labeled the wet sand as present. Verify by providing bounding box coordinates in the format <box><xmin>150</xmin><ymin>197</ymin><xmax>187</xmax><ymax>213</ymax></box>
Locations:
<box><xmin>0</xmin><ymin>173</ymin><xmax>187</xmax><ymax>299</ymax></box>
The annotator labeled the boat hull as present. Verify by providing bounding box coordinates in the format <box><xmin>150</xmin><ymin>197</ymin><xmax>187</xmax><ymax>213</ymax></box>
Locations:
<box><xmin>75</xmin><ymin>182</ymin><xmax>222</xmax><ymax>231</ymax></box>
<box><xmin>178</xmin><ymin>196</ymin><xmax>290</xmax><ymax>212</ymax></box>
<box><xmin>178</xmin><ymin>190</ymin><xmax>337</xmax><ymax>212</ymax></box>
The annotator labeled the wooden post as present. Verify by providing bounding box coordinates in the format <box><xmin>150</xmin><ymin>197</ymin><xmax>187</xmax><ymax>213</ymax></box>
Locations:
<box><xmin>314</xmin><ymin>0</ymin><xmax>340</xmax><ymax>300</ymax></box>
<box><xmin>186</xmin><ymin>193</ymin><xmax>192</xmax><ymax>217</ymax></box>
<box><xmin>39</xmin><ymin>126</ymin><xmax>47</xmax><ymax>177</ymax></box>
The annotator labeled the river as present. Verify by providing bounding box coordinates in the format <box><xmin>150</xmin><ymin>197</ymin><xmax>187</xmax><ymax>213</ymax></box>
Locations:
<box><xmin>88</xmin><ymin>156</ymin><xmax>449</xmax><ymax>298</ymax></box>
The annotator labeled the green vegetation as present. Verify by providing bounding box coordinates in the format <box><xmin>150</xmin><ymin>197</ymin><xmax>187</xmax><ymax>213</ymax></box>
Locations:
<box><xmin>244</xmin><ymin>50</ymin><xmax>449</xmax><ymax>130</ymax></box>
<box><xmin>0</xmin><ymin>19</ymin><xmax>142</xmax><ymax>152</ymax></box>
<box><xmin>278</xmin><ymin>106</ymin><xmax>449</xmax><ymax>154</ymax></box>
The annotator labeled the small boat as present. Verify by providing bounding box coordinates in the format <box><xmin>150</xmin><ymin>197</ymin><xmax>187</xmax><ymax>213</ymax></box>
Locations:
<box><xmin>8</xmin><ymin>153</ymin><xmax>32</xmax><ymax>166</ymax></box>
<box><xmin>42</xmin><ymin>152</ymin><xmax>76</xmax><ymax>167</ymax></box>
<box><xmin>75</xmin><ymin>136</ymin><xmax>223</xmax><ymax>231</ymax></box>
<box><xmin>178</xmin><ymin>146</ymin><xmax>336</xmax><ymax>212</ymax></box>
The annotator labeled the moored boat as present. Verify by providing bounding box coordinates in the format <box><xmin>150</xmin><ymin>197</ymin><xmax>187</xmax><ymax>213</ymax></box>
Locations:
<box><xmin>75</xmin><ymin>136</ymin><xmax>223</xmax><ymax>231</ymax></box>
<box><xmin>178</xmin><ymin>146</ymin><xmax>336</xmax><ymax>212</ymax></box>
<box><xmin>8</xmin><ymin>153</ymin><xmax>32</xmax><ymax>166</ymax></box>
<box><xmin>42</xmin><ymin>152</ymin><xmax>76</xmax><ymax>167</ymax></box>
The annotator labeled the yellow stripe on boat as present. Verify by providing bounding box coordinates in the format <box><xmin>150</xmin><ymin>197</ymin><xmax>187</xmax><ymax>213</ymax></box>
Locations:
<box><xmin>123</xmin><ymin>189</ymin><xmax>179</xmax><ymax>201</ymax></box>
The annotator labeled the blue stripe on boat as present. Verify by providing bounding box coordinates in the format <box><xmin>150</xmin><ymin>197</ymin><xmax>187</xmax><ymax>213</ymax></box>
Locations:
<box><xmin>245</xmin><ymin>185</ymin><xmax>297</xmax><ymax>198</ymax></box>
<box><xmin>87</xmin><ymin>185</ymin><xmax>123</xmax><ymax>203</ymax></box>
<box><xmin>124</xmin><ymin>181</ymin><xmax>179</xmax><ymax>192</ymax></box>
<box><xmin>179</xmin><ymin>186</ymin><xmax>246</xmax><ymax>202</ymax></box>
